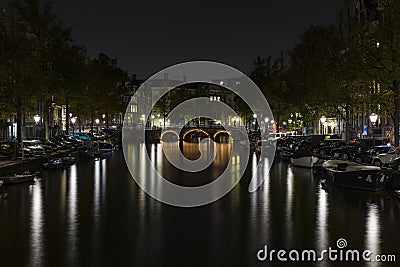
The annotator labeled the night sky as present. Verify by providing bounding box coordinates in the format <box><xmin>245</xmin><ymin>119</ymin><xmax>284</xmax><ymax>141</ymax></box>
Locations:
<box><xmin>51</xmin><ymin>0</ymin><xmax>345</xmax><ymax>79</ymax></box>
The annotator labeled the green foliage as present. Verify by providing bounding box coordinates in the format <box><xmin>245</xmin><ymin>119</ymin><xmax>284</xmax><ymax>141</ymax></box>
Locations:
<box><xmin>0</xmin><ymin>0</ymin><xmax>128</xmax><ymax>132</ymax></box>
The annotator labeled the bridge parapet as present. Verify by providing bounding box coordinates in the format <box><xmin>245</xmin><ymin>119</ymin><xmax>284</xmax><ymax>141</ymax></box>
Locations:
<box><xmin>160</xmin><ymin>126</ymin><xmax>246</xmax><ymax>141</ymax></box>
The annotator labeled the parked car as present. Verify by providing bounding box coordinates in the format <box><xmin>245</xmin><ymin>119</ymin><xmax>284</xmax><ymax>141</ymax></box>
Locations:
<box><xmin>17</xmin><ymin>147</ymin><xmax>34</xmax><ymax>158</ymax></box>
<box><xmin>330</xmin><ymin>143</ymin><xmax>363</xmax><ymax>160</ymax></box>
<box><xmin>40</xmin><ymin>139</ymin><xmax>60</xmax><ymax>151</ymax></box>
<box><xmin>22</xmin><ymin>140</ymin><xmax>46</xmax><ymax>155</ymax></box>
<box><xmin>50</xmin><ymin>137</ymin><xmax>72</xmax><ymax>149</ymax></box>
<box><xmin>390</xmin><ymin>157</ymin><xmax>400</xmax><ymax>171</ymax></box>
<box><xmin>371</xmin><ymin>147</ymin><xmax>400</xmax><ymax>167</ymax></box>
<box><xmin>310</xmin><ymin>139</ymin><xmax>347</xmax><ymax>156</ymax></box>
<box><xmin>0</xmin><ymin>142</ymin><xmax>13</xmax><ymax>158</ymax></box>
<box><xmin>353</xmin><ymin>145</ymin><xmax>394</xmax><ymax>164</ymax></box>
<box><xmin>73</xmin><ymin>132</ymin><xmax>91</xmax><ymax>141</ymax></box>
<box><xmin>25</xmin><ymin>139</ymin><xmax>53</xmax><ymax>153</ymax></box>
<box><xmin>352</xmin><ymin>138</ymin><xmax>391</xmax><ymax>148</ymax></box>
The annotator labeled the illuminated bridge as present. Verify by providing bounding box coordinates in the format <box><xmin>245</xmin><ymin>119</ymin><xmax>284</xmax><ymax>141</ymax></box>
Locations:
<box><xmin>161</xmin><ymin>126</ymin><xmax>246</xmax><ymax>142</ymax></box>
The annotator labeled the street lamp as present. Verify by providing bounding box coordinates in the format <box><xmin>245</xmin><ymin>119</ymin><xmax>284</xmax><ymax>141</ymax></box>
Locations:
<box><xmin>369</xmin><ymin>113</ymin><xmax>378</xmax><ymax>124</ymax></box>
<box><xmin>71</xmin><ymin>116</ymin><xmax>77</xmax><ymax>136</ymax></box>
<box><xmin>288</xmin><ymin>118</ymin><xmax>293</xmax><ymax>124</ymax></box>
<box><xmin>369</xmin><ymin>113</ymin><xmax>378</xmax><ymax>145</ymax></box>
<box><xmin>253</xmin><ymin>114</ymin><xmax>258</xmax><ymax>130</ymax></box>
<box><xmin>151</xmin><ymin>115</ymin><xmax>155</xmax><ymax>128</ymax></box>
<box><xmin>320</xmin><ymin>116</ymin><xmax>327</xmax><ymax>135</ymax></box>
<box><xmin>95</xmin><ymin>118</ymin><xmax>100</xmax><ymax>133</ymax></box>
<box><xmin>33</xmin><ymin>115</ymin><xmax>40</xmax><ymax>139</ymax></box>
<box><xmin>264</xmin><ymin>117</ymin><xmax>269</xmax><ymax>123</ymax></box>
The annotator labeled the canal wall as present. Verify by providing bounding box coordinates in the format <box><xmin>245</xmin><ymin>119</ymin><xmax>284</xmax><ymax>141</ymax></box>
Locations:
<box><xmin>0</xmin><ymin>157</ymin><xmax>47</xmax><ymax>176</ymax></box>
<box><xmin>0</xmin><ymin>149</ymin><xmax>76</xmax><ymax>176</ymax></box>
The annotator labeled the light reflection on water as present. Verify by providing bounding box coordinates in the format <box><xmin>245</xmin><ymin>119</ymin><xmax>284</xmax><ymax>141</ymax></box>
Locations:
<box><xmin>316</xmin><ymin>184</ymin><xmax>329</xmax><ymax>267</ymax></box>
<box><xmin>1</xmin><ymin>143</ymin><xmax>399</xmax><ymax>266</ymax></box>
<box><xmin>67</xmin><ymin>165</ymin><xmax>78</xmax><ymax>263</ymax></box>
<box><xmin>286</xmin><ymin>166</ymin><xmax>294</xmax><ymax>245</ymax></box>
<box><xmin>29</xmin><ymin>179</ymin><xmax>44</xmax><ymax>267</ymax></box>
<box><xmin>365</xmin><ymin>203</ymin><xmax>381</xmax><ymax>267</ymax></box>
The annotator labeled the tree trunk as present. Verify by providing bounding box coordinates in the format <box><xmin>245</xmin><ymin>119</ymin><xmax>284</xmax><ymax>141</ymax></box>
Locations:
<box><xmin>65</xmin><ymin>96</ymin><xmax>69</xmax><ymax>136</ymax></box>
<box><xmin>345</xmin><ymin>108</ymin><xmax>351</xmax><ymax>141</ymax></box>
<box><xmin>106</xmin><ymin>111</ymin><xmax>109</xmax><ymax>129</ymax></box>
<box><xmin>394</xmin><ymin>81</ymin><xmax>399</xmax><ymax>146</ymax></box>
<box><xmin>16</xmin><ymin>96</ymin><xmax>22</xmax><ymax>144</ymax></box>
<box><xmin>91</xmin><ymin>110</ymin><xmax>94</xmax><ymax>142</ymax></box>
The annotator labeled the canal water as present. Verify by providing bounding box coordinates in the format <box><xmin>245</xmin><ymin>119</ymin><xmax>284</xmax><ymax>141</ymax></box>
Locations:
<box><xmin>0</xmin><ymin>143</ymin><xmax>399</xmax><ymax>267</ymax></box>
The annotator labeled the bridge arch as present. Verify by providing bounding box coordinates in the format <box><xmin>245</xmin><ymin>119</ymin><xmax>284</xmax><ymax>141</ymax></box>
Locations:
<box><xmin>182</xmin><ymin>129</ymin><xmax>210</xmax><ymax>140</ymax></box>
<box><xmin>161</xmin><ymin>130</ymin><xmax>180</xmax><ymax>140</ymax></box>
<box><xmin>213</xmin><ymin>130</ymin><xmax>232</xmax><ymax>140</ymax></box>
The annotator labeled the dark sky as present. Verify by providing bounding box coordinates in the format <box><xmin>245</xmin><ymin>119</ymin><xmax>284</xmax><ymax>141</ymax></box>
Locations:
<box><xmin>51</xmin><ymin>0</ymin><xmax>345</xmax><ymax>79</ymax></box>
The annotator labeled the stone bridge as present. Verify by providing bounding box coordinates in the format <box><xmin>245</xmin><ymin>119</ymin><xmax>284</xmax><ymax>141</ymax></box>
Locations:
<box><xmin>161</xmin><ymin>126</ymin><xmax>246</xmax><ymax>141</ymax></box>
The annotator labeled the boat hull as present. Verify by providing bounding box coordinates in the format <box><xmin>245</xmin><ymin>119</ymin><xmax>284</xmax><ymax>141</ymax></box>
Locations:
<box><xmin>324</xmin><ymin>167</ymin><xmax>389</xmax><ymax>191</ymax></box>
<box><xmin>395</xmin><ymin>190</ymin><xmax>400</xmax><ymax>200</ymax></box>
<box><xmin>290</xmin><ymin>156</ymin><xmax>319</xmax><ymax>168</ymax></box>
<box><xmin>1</xmin><ymin>174</ymin><xmax>35</xmax><ymax>185</ymax></box>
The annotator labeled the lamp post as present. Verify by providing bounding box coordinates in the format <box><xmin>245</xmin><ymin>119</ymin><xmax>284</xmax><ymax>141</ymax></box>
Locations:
<box><xmin>253</xmin><ymin>114</ymin><xmax>257</xmax><ymax>130</ymax></box>
<box><xmin>151</xmin><ymin>115</ymin><xmax>155</xmax><ymax>128</ymax></box>
<box><xmin>369</xmin><ymin>113</ymin><xmax>378</xmax><ymax>146</ymax></box>
<box><xmin>95</xmin><ymin>119</ymin><xmax>100</xmax><ymax>134</ymax></box>
<box><xmin>33</xmin><ymin>115</ymin><xmax>40</xmax><ymax>139</ymax></box>
<box><xmin>320</xmin><ymin>116</ymin><xmax>327</xmax><ymax>135</ymax></box>
<box><xmin>71</xmin><ymin>117</ymin><xmax>77</xmax><ymax>137</ymax></box>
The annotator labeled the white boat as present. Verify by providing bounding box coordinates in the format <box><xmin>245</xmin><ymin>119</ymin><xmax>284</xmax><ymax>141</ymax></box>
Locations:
<box><xmin>290</xmin><ymin>149</ymin><xmax>320</xmax><ymax>168</ymax></box>
<box><xmin>290</xmin><ymin>155</ymin><xmax>320</xmax><ymax>168</ymax></box>
<box><xmin>321</xmin><ymin>160</ymin><xmax>361</xmax><ymax>169</ymax></box>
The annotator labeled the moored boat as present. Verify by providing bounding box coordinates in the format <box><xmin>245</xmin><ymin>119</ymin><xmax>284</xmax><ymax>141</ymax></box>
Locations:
<box><xmin>322</xmin><ymin>160</ymin><xmax>361</xmax><ymax>169</ymax></box>
<box><xmin>62</xmin><ymin>156</ymin><xmax>76</xmax><ymax>165</ymax></box>
<box><xmin>95</xmin><ymin>142</ymin><xmax>114</xmax><ymax>153</ymax></box>
<box><xmin>290</xmin><ymin>156</ymin><xmax>319</xmax><ymax>168</ymax></box>
<box><xmin>1</xmin><ymin>173</ymin><xmax>35</xmax><ymax>185</ymax></box>
<box><xmin>43</xmin><ymin>158</ymin><xmax>63</xmax><ymax>169</ymax></box>
<box><xmin>290</xmin><ymin>149</ymin><xmax>320</xmax><ymax>168</ymax></box>
<box><xmin>323</xmin><ymin>163</ymin><xmax>389</xmax><ymax>191</ymax></box>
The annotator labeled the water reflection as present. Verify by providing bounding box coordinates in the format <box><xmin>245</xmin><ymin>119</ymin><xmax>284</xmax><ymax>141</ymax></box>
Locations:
<box><xmin>3</xmin><ymin>146</ymin><xmax>400</xmax><ymax>266</ymax></box>
<box><xmin>29</xmin><ymin>180</ymin><xmax>44</xmax><ymax>267</ymax></box>
<box><xmin>365</xmin><ymin>203</ymin><xmax>381</xmax><ymax>267</ymax></box>
<box><xmin>93</xmin><ymin>160</ymin><xmax>100</xmax><ymax>221</ymax></box>
<box><xmin>316</xmin><ymin>184</ymin><xmax>329</xmax><ymax>265</ymax></box>
<box><xmin>286</xmin><ymin>166</ymin><xmax>294</xmax><ymax>245</ymax></box>
<box><xmin>67</xmin><ymin>165</ymin><xmax>79</xmax><ymax>262</ymax></box>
